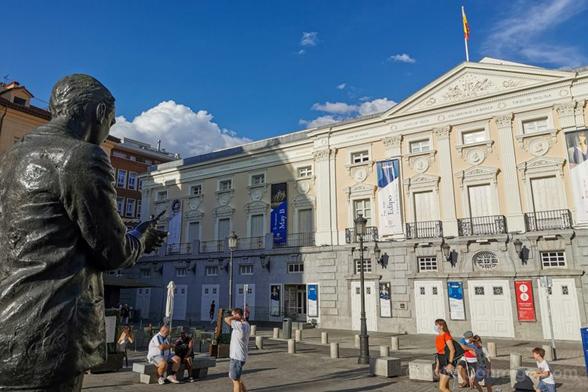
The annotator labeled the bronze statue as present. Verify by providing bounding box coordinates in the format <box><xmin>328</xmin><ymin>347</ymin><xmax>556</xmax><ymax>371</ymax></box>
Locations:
<box><xmin>0</xmin><ymin>74</ymin><xmax>166</xmax><ymax>391</ymax></box>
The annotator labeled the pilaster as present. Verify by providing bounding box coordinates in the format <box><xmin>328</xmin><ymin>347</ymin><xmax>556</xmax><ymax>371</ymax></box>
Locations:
<box><xmin>434</xmin><ymin>126</ymin><xmax>458</xmax><ymax>236</ymax></box>
<box><xmin>313</xmin><ymin>144</ymin><xmax>337</xmax><ymax>245</ymax></box>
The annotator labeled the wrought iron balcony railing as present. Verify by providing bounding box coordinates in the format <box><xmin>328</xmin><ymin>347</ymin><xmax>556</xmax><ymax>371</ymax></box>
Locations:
<box><xmin>345</xmin><ymin>226</ymin><xmax>379</xmax><ymax>244</ymax></box>
<box><xmin>524</xmin><ymin>209</ymin><xmax>572</xmax><ymax>232</ymax></box>
<box><xmin>406</xmin><ymin>220</ymin><xmax>443</xmax><ymax>239</ymax></box>
<box><xmin>457</xmin><ymin>215</ymin><xmax>507</xmax><ymax>236</ymax></box>
<box><xmin>237</xmin><ymin>236</ymin><xmax>265</xmax><ymax>250</ymax></box>
<box><xmin>200</xmin><ymin>240</ymin><xmax>226</xmax><ymax>253</ymax></box>
<box><xmin>166</xmin><ymin>243</ymin><xmax>192</xmax><ymax>255</ymax></box>
<box><xmin>274</xmin><ymin>232</ymin><xmax>315</xmax><ymax>248</ymax></box>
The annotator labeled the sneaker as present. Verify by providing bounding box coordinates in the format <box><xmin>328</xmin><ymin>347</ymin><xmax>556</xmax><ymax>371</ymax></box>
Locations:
<box><xmin>167</xmin><ymin>375</ymin><xmax>180</xmax><ymax>384</ymax></box>
<box><xmin>158</xmin><ymin>377</ymin><xmax>165</xmax><ymax>385</ymax></box>
<box><xmin>188</xmin><ymin>377</ymin><xmax>195</xmax><ymax>383</ymax></box>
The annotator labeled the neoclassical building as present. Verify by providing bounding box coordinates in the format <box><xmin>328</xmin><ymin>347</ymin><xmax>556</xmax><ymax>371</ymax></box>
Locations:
<box><xmin>126</xmin><ymin>58</ymin><xmax>588</xmax><ymax>341</ymax></box>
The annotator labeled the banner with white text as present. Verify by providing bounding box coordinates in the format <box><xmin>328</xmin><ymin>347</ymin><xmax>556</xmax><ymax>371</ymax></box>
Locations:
<box><xmin>566</xmin><ymin>130</ymin><xmax>588</xmax><ymax>224</ymax></box>
<box><xmin>377</xmin><ymin>159</ymin><xmax>403</xmax><ymax>236</ymax></box>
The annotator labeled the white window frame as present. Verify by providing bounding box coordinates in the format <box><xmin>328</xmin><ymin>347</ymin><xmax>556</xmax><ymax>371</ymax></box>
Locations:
<box><xmin>417</xmin><ymin>256</ymin><xmax>438</xmax><ymax>272</ymax></box>
<box><xmin>518</xmin><ymin>158</ymin><xmax>567</xmax><ymax>213</ymax></box>
<box><xmin>352</xmin><ymin>198</ymin><xmax>373</xmax><ymax>226</ymax></box>
<box><xmin>190</xmin><ymin>184</ymin><xmax>202</xmax><ymax>196</ymax></box>
<box><xmin>116</xmin><ymin>169</ymin><xmax>127</xmax><ymax>188</ymax></box>
<box><xmin>156</xmin><ymin>190</ymin><xmax>168</xmax><ymax>202</ymax></box>
<box><xmin>239</xmin><ymin>264</ymin><xmax>254</xmax><ymax>275</ymax></box>
<box><xmin>456</xmin><ymin>167</ymin><xmax>500</xmax><ymax>219</ymax></box>
<box><xmin>175</xmin><ymin>267</ymin><xmax>187</xmax><ymax>277</ymax></box>
<box><xmin>462</xmin><ymin>129</ymin><xmax>488</xmax><ymax>145</ymax></box>
<box><xmin>540</xmin><ymin>250</ymin><xmax>566</xmax><ymax>269</ymax></box>
<box><xmin>125</xmin><ymin>198</ymin><xmax>136</xmax><ymax>217</ymax></box>
<box><xmin>350</xmin><ymin>150</ymin><xmax>370</xmax><ymax>164</ymax></box>
<box><xmin>514</xmin><ymin>109</ymin><xmax>556</xmax><ymax>147</ymax></box>
<box><xmin>287</xmin><ymin>263</ymin><xmax>304</xmax><ymax>273</ymax></box>
<box><xmin>522</xmin><ymin>117</ymin><xmax>550</xmax><ymax>135</ymax></box>
<box><xmin>248</xmin><ymin>213</ymin><xmax>265</xmax><ymax>238</ymax></box>
<box><xmin>297</xmin><ymin>165</ymin><xmax>313</xmax><ymax>178</ymax></box>
<box><xmin>205</xmin><ymin>266</ymin><xmax>219</xmax><ymax>276</ymax></box>
<box><xmin>250</xmin><ymin>173</ymin><xmax>265</xmax><ymax>186</ymax></box>
<box><xmin>409</xmin><ymin>139</ymin><xmax>431</xmax><ymax>154</ymax></box>
<box><xmin>218</xmin><ymin>178</ymin><xmax>233</xmax><ymax>192</ymax></box>
<box><xmin>354</xmin><ymin>258</ymin><xmax>373</xmax><ymax>274</ymax></box>
<box><xmin>128</xmin><ymin>171</ymin><xmax>138</xmax><ymax>190</ymax></box>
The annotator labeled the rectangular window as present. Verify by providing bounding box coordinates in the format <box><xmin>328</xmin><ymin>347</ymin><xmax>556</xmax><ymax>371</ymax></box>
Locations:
<box><xmin>116</xmin><ymin>169</ymin><xmax>127</xmax><ymax>188</ymax></box>
<box><xmin>251</xmin><ymin>174</ymin><xmax>265</xmax><ymax>186</ymax></box>
<box><xmin>188</xmin><ymin>221</ymin><xmax>200</xmax><ymax>242</ymax></box>
<box><xmin>125</xmin><ymin>199</ymin><xmax>136</xmax><ymax>217</ymax></box>
<box><xmin>410</xmin><ymin>139</ymin><xmax>431</xmax><ymax>153</ymax></box>
<box><xmin>353</xmin><ymin>199</ymin><xmax>372</xmax><ymax>226</ymax></box>
<box><xmin>156</xmin><ymin>190</ymin><xmax>168</xmax><ymax>201</ymax></box>
<box><xmin>354</xmin><ymin>259</ymin><xmax>373</xmax><ymax>273</ymax></box>
<box><xmin>541</xmin><ymin>251</ymin><xmax>566</xmax><ymax>268</ymax></box>
<box><xmin>462</xmin><ymin>129</ymin><xmax>487</xmax><ymax>144</ymax></box>
<box><xmin>205</xmin><ymin>266</ymin><xmax>218</xmax><ymax>276</ymax></box>
<box><xmin>298</xmin><ymin>208</ymin><xmax>314</xmax><ymax>233</ymax></box>
<box><xmin>128</xmin><ymin>172</ymin><xmax>137</xmax><ymax>190</ymax></box>
<box><xmin>219</xmin><ymin>179</ymin><xmax>232</xmax><ymax>191</ymax></box>
<box><xmin>250</xmin><ymin>214</ymin><xmax>264</xmax><ymax>237</ymax></box>
<box><xmin>239</xmin><ymin>265</ymin><xmax>254</xmax><ymax>275</ymax></box>
<box><xmin>523</xmin><ymin>117</ymin><xmax>549</xmax><ymax>134</ymax></box>
<box><xmin>138</xmin><ymin>178</ymin><xmax>143</xmax><ymax>190</ymax></box>
<box><xmin>531</xmin><ymin>176</ymin><xmax>564</xmax><ymax>212</ymax></box>
<box><xmin>297</xmin><ymin>166</ymin><xmax>313</xmax><ymax>178</ymax></box>
<box><xmin>468</xmin><ymin>184</ymin><xmax>492</xmax><ymax>217</ymax></box>
<box><xmin>140</xmin><ymin>268</ymin><xmax>151</xmax><ymax>278</ymax></box>
<box><xmin>217</xmin><ymin>218</ymin><xmax>230</xmax><ymax>240</ymax></box>
<box><xmin>116</xmin><ymin>197</ymin><xmax>125</xmax><ymax>214</ymax></box>
<box><xmin>413</xmin><ymin>191</ymin><xmax>435</xmax><ymax>222</ymax></box>
<box><xmin>13</xmin><ymin>96</ymin><xmax>27</xmax><ymax>105</ymax></box>
<box><xmin>351</xmin><ymin>150</ymin><xmax>370</xmax><ymax>164</ymax></box>
<box><xmin>176</xmin><ymin>268</ymin><xmax>187</xmax><ymax>277</ymax></box>
<box><xmin>287</xmin><ymin>263</ymin><xmax>304</xmax><ymax>273</ymax></box>
<box><xmin>136</xmin><ymin>200</ymin><xmax>142</xmax><ymax>219</ymax></box>
<box><xmin>418</xmin><ymin>256</ymin><xmax>438</xmax><ymax>272</ymax></box>
<box><xmin>190</xmin><ymin>184</ymin><xmax>202</xmax><ymax>196</ymax></box>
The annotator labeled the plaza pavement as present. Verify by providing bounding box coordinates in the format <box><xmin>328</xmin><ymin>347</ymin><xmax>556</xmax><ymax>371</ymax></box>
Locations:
<box><xmin>82</xmin><ymin>327</ymin><xmax>587</xmax><ymax>391</ymax></box>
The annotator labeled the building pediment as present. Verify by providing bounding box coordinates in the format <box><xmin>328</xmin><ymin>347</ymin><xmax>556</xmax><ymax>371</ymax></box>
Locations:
<box><xmin>455</xmin><ymin>165</ymin><xmax>500</xmax><ymax>185</ymax></box>
<box><xmin>517</xmin><ymin>156</ymin><xmax>565</xmax><ymax>178</ymax></box>
<box><xmin>403</xmin><ymin>174</ymin><xmax>440</xmax><ymax>191</ymax></box>
<box><xmin>245</xmin><ymin>200</ymin><xmax>269</xmax><ymax>214</ymax></box>
<box><xmin>384</xmin><ymin>60</ymin><xmax>573</xmax><ymax>117</ymax></box>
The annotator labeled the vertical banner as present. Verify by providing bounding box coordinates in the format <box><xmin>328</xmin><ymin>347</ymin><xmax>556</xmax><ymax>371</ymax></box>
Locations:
<box><xmin>447</xmin><ymin>281</ymin><xmax>465</xmax><ymax>320</ymax></box>
<box><xmin>270</xmin><ymin>285</ymin><xmax>281</xmax><ymax>317</ymax></box>
<box><xmin>167</xmin><ymin>199</ymin><xmax>182</xmax><ymax>251</ymax></box>
<box><xmin>271</xmin><ymin>183</ymin><xmax>288</xmax><ymax>245</ymax></box>
<box><xmin>307</xmin><ymin>284</ymin><xmax>318</xmax><ymax>317</ymax></box>
<box><xmin>376</xmin><ymin>159</ymin><xmax>403</xmax><ymax>236</ymax></box>
<box><xmin>566</xmin><ymin>130</ymin><xmax>588</xmax><ymax>224</ymax></box>
<box><xmin>379</xmin><ymin>282</ymin><xmax>392</xmax><ymax>318</ymax></box>
<box><xmin>515</xmin><ymin>280</ymin><xmax>536</xmax><ymax>321</ymax></box>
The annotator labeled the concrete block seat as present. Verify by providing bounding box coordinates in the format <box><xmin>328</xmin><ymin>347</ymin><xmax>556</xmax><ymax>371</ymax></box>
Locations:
<box><xmin>368</xmin><ymin>357</ymin><xmax>402</xmax><ymax>378</ymax></box>
<box><xmin>408</xmin><ymin>359</ymin><xmax>436</xmax><ymax>381</ymax></box>
<box><xmin>133</xmin><ymin>354</ymin><xmax>217</xmax><ymax>384</ymax></box>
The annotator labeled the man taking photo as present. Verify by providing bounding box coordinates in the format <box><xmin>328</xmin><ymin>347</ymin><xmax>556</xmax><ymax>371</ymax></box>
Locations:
<box><xmin>224</xmin><ymin>308</ymin><xmax>250</xmax><ymax>392</ymax></box>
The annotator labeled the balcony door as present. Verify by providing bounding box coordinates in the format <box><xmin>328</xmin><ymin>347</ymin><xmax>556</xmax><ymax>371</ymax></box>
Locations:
<box><xmin>217</xmin><ymin>218</ymin><xmax>230</xmax><ymax>240</ymax></box>
<box><xmin>468</xmin><ymin>184</ymin><xmax>493</xmax><ymax>217</ymax></box>
<box><xmin>298</xmin><ymin>208</ymin><xmax>314</xmax><ymax>233</ymax></box>
<box><xmin>188</xmin><ymin>221</ymin><xmax>200</xmax><ymax>242</ymax></box>
<box><xmin>413</xmin><ymin>191</ymin><xmax>435</xmax><ymax>222</ymax></box>
<box><xmin>250</xmin><ymin>214</ymin><xmax>264</xmax><ymax>238</ymax></box>
<box><xmin>530</xmin><ymin>176</ymin><xmax>564</xmax><ymax>212</ymax></box>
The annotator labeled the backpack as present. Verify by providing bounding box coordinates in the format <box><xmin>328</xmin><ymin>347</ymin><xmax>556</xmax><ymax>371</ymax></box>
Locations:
<box><xmin>439</xmin><ymin>339</ymin><xmax>465</xmax><ymax>366</ymax></box>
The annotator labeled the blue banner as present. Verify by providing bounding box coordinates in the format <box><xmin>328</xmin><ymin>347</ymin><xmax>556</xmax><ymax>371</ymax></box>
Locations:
<box><xmin>308</xmin><ymin>284</ymin><xmax>318</xmax><ymax>317</ymax></box>
<box><xmin>271</xmin><ymin>183</ymin><xmax>288</xmax><ymax>245</ymax></box>
<box><xmin>448</xmin><ymin>281</ymin><xmax>465</xmax><ymax>320</ymax></box>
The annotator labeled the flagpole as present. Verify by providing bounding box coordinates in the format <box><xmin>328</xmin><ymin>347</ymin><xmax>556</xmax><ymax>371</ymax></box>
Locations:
<box><xmin>464</xmin><ymin>37</ymin><xmax>470</xmax><ymax>62</ymax></box>
<box><xmin>462</xmin><ymin>6</ymin><xmax>470</xmax><ymax>62</ymax></box>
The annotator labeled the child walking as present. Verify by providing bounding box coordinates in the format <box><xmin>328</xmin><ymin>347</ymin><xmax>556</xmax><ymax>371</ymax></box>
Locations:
<box><xmin>530</xmin><ymin>347</ymin><xmax>556</xmax><ymax>392</ymax></box>
<box><xmin>470</xmin><ymin>335</ymin><xmax>492</xmax><ymax>392</ymax></box>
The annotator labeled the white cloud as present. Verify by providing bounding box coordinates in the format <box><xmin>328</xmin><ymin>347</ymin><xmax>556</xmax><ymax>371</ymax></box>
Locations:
<box><xmin>110</xmin><ymin>100</ymin><xmax>250</xmax><ymax>158</ymax></box>
<box><xmin>483</xmin><ymin>0</ymin><xmax>588</xmax><ymax>67</ymax></box>
<box><xmin>300</xmin><ymin>97</ymin><xmax>396</xmax><ymax>128</ymax></box>
<box><xmin>300</xmin><ymin>32</ymin><xmax>318</xmax><ymax>47</ymax></box>
<box><xmin>297</xmin><ymin>49</ymin><xmax>306</xmax><ymax>55</ymax></box>
<box><xmin>336</xmin><ymin>83</ymin><xmax>347</xmax><ymax>90</ymax></box>
<box><xmin>389</xmin><ymin>53</ymin><xmax>416</xmax><ymax>63</ymax></box>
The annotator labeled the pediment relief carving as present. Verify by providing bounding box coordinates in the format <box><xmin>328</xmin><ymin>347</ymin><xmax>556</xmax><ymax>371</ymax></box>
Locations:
<box><xmin>213</xmin><ymin>205</ymin><xmax>235</xmax><ymax>218</ymax></box>
<box><xmin>455</xmin><ymin>165</ymin><xmax>500</xmax><ymax>186</ymax></box>
<box><xmin>245</xmin><ymin>200</ymin><xmax>269</xmax><ymax>214</ymax></box>
<box><xmin>292</xmin><ymin>194</ymin><xmax>315</xmax><ymax>208</ymax></box>
<box><xmin>346</xmin><ymin>183</ymin><xmax>376</xmax><ymax>198</ymax></box>
<box><xmin>403</xmin><ymin>174</ymin><xmax>440</xmax><ymax>191</ymax></box>
<box><xmin>517</xmin><ymin>156</ymin><xmax>565</xmax><ymax>179</ymax></box>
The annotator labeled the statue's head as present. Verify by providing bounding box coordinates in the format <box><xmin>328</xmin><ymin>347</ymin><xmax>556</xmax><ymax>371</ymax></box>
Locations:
<box><xmin>49</xmin><ymin>74</ymin><xmax>115</xmax><ymax>144</ymax></box>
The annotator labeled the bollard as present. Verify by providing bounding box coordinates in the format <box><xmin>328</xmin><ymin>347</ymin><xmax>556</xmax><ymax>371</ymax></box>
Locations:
<box><xmin>354</xmin><ymin>334</ymin><xmax>360</xmax><ymax>348</ymax></box>
<box><xmin>510</xmin><ymin>353</ymin><xmax>522</xmax><ymax>369</ymax></box>
<box><xmin>487</xmin><ymin>342</ymin><xmax>496</xmax><ymax>359</ymax></box>
<box><xmin>272</xmin><ymin>327</ymin><xmax>280</xmax><ymax>339</ymax></box>
<box><xmin>255</xmin><ymin>336</ymin><xmax>264</xmax><ymax>350</ymax></box>
<box><xmin>294</xmin><ymin>329</ymin><xmax>302</xmax><ymax>342</ymax></box>
<box><xmin>250</xmin><ymin>325</ymin><xmax>257</xmax><ymax>337</ymax></box>
<box><xmin>542</xmin><ymin>345</ymin><xmax>554</xmax><ymax>361</ymax></box>
<box><xmin>390</xmin><ymin>336</ymin><xmax>399</xmax><ymax>351</ymax></box>
<box><xmin>321</xmin><ymin>332</ymin><xmax>329</xmax><ymax>345</ymax></box>
<box><xmin>288</xmin><ymin>339</ymin><xmax>296</xmax><ymax>354</ymax></box>
<box><xmin>379</xmin><ymin>345</ymin><xmax>390</xmax><ymax>357</ymax></box>
<box><xmin>330</xmin><ymin>342</ymin><xmax>339</xmax><ymax>358</ymax></box>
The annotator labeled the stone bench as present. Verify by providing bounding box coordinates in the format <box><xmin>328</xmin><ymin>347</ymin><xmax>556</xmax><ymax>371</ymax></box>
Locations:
<box><xmin>133</xmin><ymin>354</ymin><xmax>217</xmax><ymax>384</ymax></box>
<box><xmin>368</xmin><ymin>357</ymin><xmax>402</xmax><ymax>378</ymax></box>
<box><xmin>408</xmin><ymin>359</ymin><xmax>435</xmax><ymax>381</ymax></box>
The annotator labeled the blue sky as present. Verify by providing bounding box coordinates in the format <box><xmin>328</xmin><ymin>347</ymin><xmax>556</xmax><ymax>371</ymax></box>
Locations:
<box><xmin>3</xmin><ymin>0</ymin><xmax>587</xmax><ymax>157</ymax></box>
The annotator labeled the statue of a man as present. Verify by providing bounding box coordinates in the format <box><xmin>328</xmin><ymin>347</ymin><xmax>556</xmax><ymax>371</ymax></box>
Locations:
<box><xmin>0</xmin><ymin>74</ymin><xmax>166</xmax><ymax>391</ymax></box>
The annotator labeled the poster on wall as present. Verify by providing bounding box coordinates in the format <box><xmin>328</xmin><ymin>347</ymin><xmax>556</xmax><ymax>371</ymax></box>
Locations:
<box><xmin>514</xmin><ymin>280</ymin><xmax>536</xmax><ymax>321</ymax></box>
<box><xmin>376</xmin><ymin>160</ymin><xmax>403</xmax><ymax>236</ymax></box>
<box><xmin>447</xmin><ymin>281</ymin><xmax>465</xmax><ymax>320</ymax></box>
<box><xmin>105</xmin><ymin>315</ymin><xmax>117</xmax><ymax>343</ymax></box>
<box><xmin>270</xmin><ymin>285</ymin><xmax>281</xmax><ymax>317</ymax></box>
<box><xmin>307</xmin><ymin>284</ymin><xmax>318</xmax><ymax>317</ymax></box>
<box><xmin>566</xmin><ymin>129</ymin><xmax>588</xmax><ymax>223</ymax></box>
<box><xmin>379</xmin><ymin>282</ymin><xmax>392</xmax><ymax>318</ymax></box>
<box><xmin>270</xmin><ymin>183</ymin><xmax>288</xmax><ymax>245</ymax></box>
<box><xmin>167</xmin><ymin>199</ymin><xmax>182</xmax><ymax>252</ymax></box>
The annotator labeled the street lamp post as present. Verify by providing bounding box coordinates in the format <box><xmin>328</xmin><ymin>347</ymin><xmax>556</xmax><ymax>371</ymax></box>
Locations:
<box><xmin>354</xmin><ymin>214</ymin><xmax>370</xmax><ymax>365</ymax></box>
<box><xmin>227</xmin><ymin>231</ymin><xmax>238</xmax><ymax>310</ymax></box>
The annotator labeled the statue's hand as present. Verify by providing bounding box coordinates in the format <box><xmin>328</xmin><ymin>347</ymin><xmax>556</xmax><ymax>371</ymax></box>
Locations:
<box><xmin>144</xmin><ymin>227</ymin><xmax>167</xmax><ymax>254</ymax></box>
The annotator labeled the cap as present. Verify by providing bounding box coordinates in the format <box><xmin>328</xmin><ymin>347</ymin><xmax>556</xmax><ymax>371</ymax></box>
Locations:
<box><xmin>463</xmin><ymin>330</ymin><xmax>474</xmax><ymax>338</ymax></box>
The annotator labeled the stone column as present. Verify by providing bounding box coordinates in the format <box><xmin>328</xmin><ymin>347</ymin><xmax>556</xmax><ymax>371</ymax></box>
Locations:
<box><xmin>390</xmin><ymin>336</ymin><xmax>399</xmax><ymax>351</ymax></box>
<box><xmin>314</xmin><ymin>142</ymin><xmax>336</xmax><ymax>245</ymax></box>
<box><xmin>272</xmin><ymin>327</ymin><xmax>280</xmax><ymax>339</ymax></box>
<box><xmin>495</xmin><ymin>114</ymin><xmax>525</xmax><ymax>232</ymax></box>
<box><xmin>434</xmin><ymin>126</ymin><xmax>458</xmax><ymax>236</ymax></box>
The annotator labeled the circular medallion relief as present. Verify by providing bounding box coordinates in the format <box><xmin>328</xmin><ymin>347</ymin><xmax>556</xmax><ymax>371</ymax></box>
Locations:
<box><xmin>188</xmin><ymin>197</ymin><xmax>201</xmax><ymax>210</ymax></box>
<box><xmin>219</xmin><ymin>193</ymin><xmax>231</xmax><ymax>206</ymax></box>
<box><xmin>466</xmin><ymin>149</ymin><xmax>486</xmax><ymax>165</ymax></box>
<box><xmin>413</xmin><ymin>157</ymin><xmax>429</xmax><ymax>173</ymax></box>
<box><xmin>473</xmin><ymin>251</ymin><xmax>499</xmax><ymax>270</ymax></box>
<box><xmin>251</xmin><ymin>189</ymin><xmax>263</xmax><ymax>201</ymax></box>
<box><xmin>297</xmin><ymin>181</ymin><xmax>311</xmax><ymax>194</ymax></box>
<box><xmin>559</xmin><ymin>89</ymin><xmax>570</xmax><ymax>97</ymax></box>
<box><xmin>353</xmin><ymin>168</ymin><xmax>368</xmax><ymax>182</ymax></box>
<box><xmin>528</xmin><ymin>138</ymin><xmax>549</xmax><ymax>157</ymax></box>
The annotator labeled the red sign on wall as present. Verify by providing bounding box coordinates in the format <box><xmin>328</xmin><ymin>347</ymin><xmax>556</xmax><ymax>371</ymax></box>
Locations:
<box><xmin>514</xmin><ymin>280</ymin><xmax>536</xmax><ymax>322</ymax></box>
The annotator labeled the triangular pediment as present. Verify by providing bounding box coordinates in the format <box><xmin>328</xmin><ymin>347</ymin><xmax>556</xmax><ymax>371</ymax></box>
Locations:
<box><xmin>385</xmin><ymin>60</ymin><xmax>574</xmax><ymax>117</ymax></box>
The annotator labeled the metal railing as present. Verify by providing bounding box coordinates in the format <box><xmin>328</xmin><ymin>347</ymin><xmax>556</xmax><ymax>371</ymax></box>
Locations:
<box><xmin>200</xmin><ymin>240</ymin><xmax>226</xmax><ymax>253</ymax></box>
<box><xmin>524</xmin><ymin>209</ymin><xmax>572</xmax><ymax>231</ymax></box>
<box><xmin>345</xmin><ymin>226</ymin><xmax>379</xmax><ymax>244</ymax></box>
<box><xmin>237</xmin><ymin>236</ymin><xmax>265</xmax><ymax>250</ymax></box>
<box><xmin>166</xmin><ymin>243</ymin><xmax>192</xmax><ymax>255</ymax></box>
<box><xmin>274</xmin><ymin>232</ymin><xmax>315</xmax><ymax>248</ymax></box>
<box><xmin>457</xmin><ymin>215</ymin><xmax>507</xmax><ymax>236</ymax></box>
<box><xmin>405</xmin><ymin>221</ymin><xmax>443</xmax><ymax>239</ymax></box>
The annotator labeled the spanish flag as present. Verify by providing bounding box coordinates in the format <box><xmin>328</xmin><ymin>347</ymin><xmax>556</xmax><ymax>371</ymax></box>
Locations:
<box><xmin>462</xmin><ymin>6</ymin><xmax>470</xmax><ymax>40</ymax></box>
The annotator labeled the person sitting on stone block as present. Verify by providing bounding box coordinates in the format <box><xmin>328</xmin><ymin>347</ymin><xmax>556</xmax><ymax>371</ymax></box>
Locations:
<box><xmin>147</xmin><ymin>325</ymin><xmax>182</xmax><ymax>384</ymax></box>
<box><xmin>174</xmin><ymin>328</ymin><xmax>194</xmax><ymax>382</ymax></box>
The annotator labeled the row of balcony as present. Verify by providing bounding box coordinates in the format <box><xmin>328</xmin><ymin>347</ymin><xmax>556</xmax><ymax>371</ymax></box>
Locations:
<box><xmin>345</xmin><ymin>209</ymin><xmax>573</xmax><ymax>242</ymax></box>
